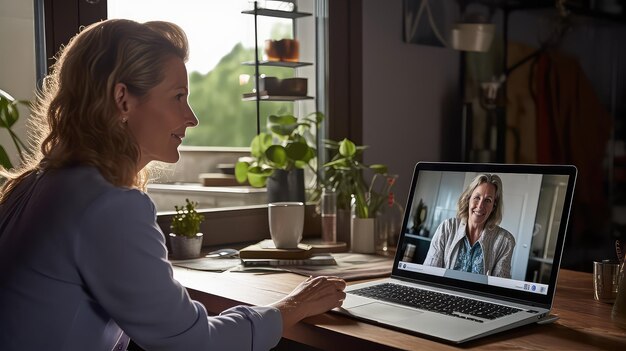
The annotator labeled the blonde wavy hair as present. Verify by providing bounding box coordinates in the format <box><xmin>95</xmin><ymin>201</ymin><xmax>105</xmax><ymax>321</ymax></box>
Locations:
<box><xmin>0</xmin><ymin>19</ymin><xmax>188</xmax><ymax>203</ymax></box>
<box><xmin>456</xmin><ymin>173</ymin><xmax>504</xmax><ymax>229</ymax></box>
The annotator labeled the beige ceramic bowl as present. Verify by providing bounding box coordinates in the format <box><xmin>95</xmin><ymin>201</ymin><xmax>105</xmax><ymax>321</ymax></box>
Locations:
<box><xmin>450</xmin><ymin>23</ymin><xmax>495</xmax><ymax>52</ymax></box>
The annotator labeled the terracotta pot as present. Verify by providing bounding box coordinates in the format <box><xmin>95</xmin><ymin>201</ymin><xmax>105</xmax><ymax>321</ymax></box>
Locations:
<box><xmin>264</xmin><ymin>38</ymin><xmax>299</xmax><ymax>62</ymax></box>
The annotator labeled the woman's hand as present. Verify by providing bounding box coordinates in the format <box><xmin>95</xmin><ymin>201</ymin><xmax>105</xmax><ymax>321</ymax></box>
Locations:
<box><xmin>269</xmin><ymin>276</ymin><xmax>346</xmax><ymax>331</ymax></box>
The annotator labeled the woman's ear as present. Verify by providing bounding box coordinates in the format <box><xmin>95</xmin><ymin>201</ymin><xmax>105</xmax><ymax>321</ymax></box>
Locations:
<box><xmin>114</xmin><ymin>82</ymin><xmax>131</xmax><ymax>115</ymax></box>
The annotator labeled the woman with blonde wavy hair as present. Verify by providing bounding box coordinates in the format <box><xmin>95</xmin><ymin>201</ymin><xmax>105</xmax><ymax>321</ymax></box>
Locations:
<box><xmin>423</xmin><ymin>173</ymin><xmax>516</xmax><ymax>278</ymax></box>
<box><xmin>0</xmin><ymin>19</ymin><xmax>345</xmax><ymax>351</ymax></box>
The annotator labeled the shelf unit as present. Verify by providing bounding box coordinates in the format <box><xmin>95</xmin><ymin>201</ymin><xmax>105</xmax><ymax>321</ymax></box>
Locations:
<box><xmin>242</xmin><ymin>1</ymin><xmax>314</xmax><ymax>135</ymax></box>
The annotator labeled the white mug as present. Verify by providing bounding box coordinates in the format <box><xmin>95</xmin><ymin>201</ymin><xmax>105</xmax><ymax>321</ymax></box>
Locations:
<box><xmin>268</xmin><ymin>202</ymin><xmax>304</xmax><ymax>249</ymax></box>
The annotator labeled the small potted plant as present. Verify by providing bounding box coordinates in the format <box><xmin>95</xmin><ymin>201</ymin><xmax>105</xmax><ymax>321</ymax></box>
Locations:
<box><xmin>323</xmin><ymin>138</ymin><xmax>389</xmax><ymax>216</ymax></box>
<box><xmin>322</xmin><ymin>138</ymin><xmax>395</xmax><ymax>253</ymax></box>
<box><xmin>235</xmin><ymin>112</ymin><xmax>323</xmax><ymax>202</ymax></box>
<box><xmin>169</xmin><ymin>198</ymin><xmax>205</xmax><ymax>260</ymax></box>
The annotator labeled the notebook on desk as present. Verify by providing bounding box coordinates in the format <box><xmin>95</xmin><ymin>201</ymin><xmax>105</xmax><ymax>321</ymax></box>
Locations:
<box><xmin>334</xmin><ymin>162</ymin><xmax>577</xmax><ymax>344</ymax></box>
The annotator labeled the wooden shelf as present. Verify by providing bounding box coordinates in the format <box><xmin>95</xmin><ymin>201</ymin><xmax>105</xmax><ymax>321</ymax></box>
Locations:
<box><xmin>242</xmin><ymin>92</ymin><xmax>314</xmax><ymax>101</ymax></box>
<box><xmin>242</xmin><ymin>60</ymin><xmax>313</xmax><ymax>68</ymax></box>
<box><xmin>242</xmin><ymin>8</ymin><xmax>312</xmax><ymax>19</ymax></box>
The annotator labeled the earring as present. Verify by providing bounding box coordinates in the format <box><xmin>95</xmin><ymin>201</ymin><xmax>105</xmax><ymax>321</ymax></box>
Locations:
<box><xmin>121</xmin><ymin>116</ymin><xmax>128</xmax><ymax>124</ymax></box>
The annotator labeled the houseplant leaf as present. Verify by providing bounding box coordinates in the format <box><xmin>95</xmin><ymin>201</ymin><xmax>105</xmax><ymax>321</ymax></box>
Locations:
<box><xmin>234</xmin><ymin>161</ymin><xmax>250</xmax><ymax>183</ymax></box>
<box><xmin>339</xmin><ymin>138</ymin><xmax>356</xmax><ymax>157</ymax></box>
<box><xmin>268</xmin><ymin>114</ymin><xmax>298</xmax><ymax>136</ymax></box>
<box><xmin>324</xmin><ymin>158</ymin><xmax>348</xmax><ymax>168</ymax></box>
<box><xmin>0</xmin><ymin>98</ymin><xmax>10</xmax><ymax>129</ymax></box>
<box><xmin>0</xmin><ymin>145</ymin><xmax>13</xmax><ymax>169</ymax></box>
<box><xmin>306</xmin><ymin>111</ymin><xmax>325</xmax><ymax>125</ymax></box>
<box><xmin>250</xmin><ymin>133</ymin><xmax>272</xmax><ymax>158</ymax></box>
<box><xmin>265</xmin><ymin>145</ymin><xmax>287</xmax><ymax>167</ymax></box>
<box><xmin>303</xmin><ymin>147</ymin><xmax>316</xmax><ymax>163</ymax></box>
<box><xmin>285</xmin><ymin>141</ymin><xmax>309</xmax><ymax>161</ymax></box>
<box><xmin>247</xmin><ymin>166</ymin><xmax>273</xmax><ymax>187</ymax></box>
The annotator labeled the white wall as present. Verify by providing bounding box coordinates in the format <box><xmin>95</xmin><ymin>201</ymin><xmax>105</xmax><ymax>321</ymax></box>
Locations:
<box><xmin>0</xmin><ymin>0</ymin><xmax>36</xmax><ymax>166</ymax></box>
<box><xmin>361</xmin><ymin>0</ymin><xmax>461</xmax><ymax>206</ymax></box>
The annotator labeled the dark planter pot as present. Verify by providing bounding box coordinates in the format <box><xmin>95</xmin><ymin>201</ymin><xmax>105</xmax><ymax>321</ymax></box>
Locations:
<box><xmin>168</xmin><ymin>233</ymin><xmax>203</xmax><ymax>260</ymax></box>
<box><xmin>267</xmin><ymin>169</ymin><xmax>305</xmax><ymax>203</ymax></box>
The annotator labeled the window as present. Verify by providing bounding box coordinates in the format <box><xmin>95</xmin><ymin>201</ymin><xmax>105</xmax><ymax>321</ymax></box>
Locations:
<box><xmin>37</xmin><ymin>0</ymin><xmax>360</xmax><ymax>210</ymax></box>
<box><xmin>108</xmin><ymin>0</ymin><xmax>320</xmax><ymax>148</ymax></box>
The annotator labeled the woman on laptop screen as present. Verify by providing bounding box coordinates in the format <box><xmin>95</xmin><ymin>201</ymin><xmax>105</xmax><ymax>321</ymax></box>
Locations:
<box><xmin>423</xmin><ymin>174</ymin><xmax>516</xmax><ymax>278</ymax></box>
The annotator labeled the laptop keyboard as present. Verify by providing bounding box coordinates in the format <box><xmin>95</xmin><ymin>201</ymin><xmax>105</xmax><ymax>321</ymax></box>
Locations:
<box><xmin>350</xmin><ymin>283</ymin><xmax>522</xmax><ymax>323</ymax></box>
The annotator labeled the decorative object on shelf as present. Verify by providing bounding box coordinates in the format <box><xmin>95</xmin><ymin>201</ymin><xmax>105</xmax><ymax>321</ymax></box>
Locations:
<box><xmin>0</xmin><ymin>89</ymin><xmax>29</xmax><ymax>170</ymax></box>
<box><xmin>197</xmin><ymin>173</ymin><xmax>240</xmax><ymax>187</ymax></box>
<box><xmin>265</xmin><ymin>38</ymin><xmax>300</xmax><ymax>62</ymax></box>
<box><xmin>235</xmin><ymin>112</ymin><xmax>323</xmax><ymax>202</ymax></box>
<box><xmin>217</xmin><ymin>163</ymin><xmax>236</xmax><ymax>175</ymax></box>
<box><xmin>257</xmin><ymin>76</ymin><xmax>307</xmax><ymax>96</ymax></box>
<box><xmin>168</xmin><ymin>198</ymin><xmax>205</xmax><ymax>260</ymax></box>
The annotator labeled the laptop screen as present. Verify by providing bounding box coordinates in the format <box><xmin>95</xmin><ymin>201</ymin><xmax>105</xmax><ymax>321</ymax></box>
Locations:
<box><xmin>392</xmin><ymin>162</ymin><xmax>577</xmax><ymax>307</ymax></box>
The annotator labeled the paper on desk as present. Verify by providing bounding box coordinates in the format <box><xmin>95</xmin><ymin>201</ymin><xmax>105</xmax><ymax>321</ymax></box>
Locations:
<box><xmin>224</xmin><ymin>253</ymin><xmax>393</xmax><ymax>280</ymax></box>
<box><xmin>289</xmin><ymin>253</ymin><xmax>393</xmax><ymax>281</ymax></box>
<box><xmin>231</xmin><ymin>253</ymin><xmax>394</xmax><ymax>281</ymax></box>
<box><xmin>170</xmin><ymin>258</ymin><xmax>241</xmax><ymax>272</ymax></box>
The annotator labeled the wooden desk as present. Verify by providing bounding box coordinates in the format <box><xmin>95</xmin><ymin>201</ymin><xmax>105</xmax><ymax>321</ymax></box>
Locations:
<box><xmin>173</xmin><ymin>268</ymin><xmax>626</xmax><ymax>350</ymax></box>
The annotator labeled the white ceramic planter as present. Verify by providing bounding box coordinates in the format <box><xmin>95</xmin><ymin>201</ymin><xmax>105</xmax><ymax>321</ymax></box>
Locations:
<box><xmin>350</xmin><ymin>217</ymin><xmax>375</xmax><ymax>254</ymax></box>
<box><xmin>169</xmin><ymin>233</ymin><xmax>204</xmax><ymax>260</ymax></box>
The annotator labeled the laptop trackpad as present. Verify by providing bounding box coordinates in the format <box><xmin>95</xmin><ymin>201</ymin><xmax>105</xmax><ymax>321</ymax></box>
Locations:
<box><xmin>349</xmin><ymin>302</ymin><xmax>422</xmax><ymax>323</ymax></box>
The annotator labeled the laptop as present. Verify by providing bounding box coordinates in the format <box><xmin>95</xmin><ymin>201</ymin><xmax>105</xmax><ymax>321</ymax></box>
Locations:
<box><xmin>335</xmin><ymin>162</ymin><xmax>577</xmax><ymax>343</ymax></box>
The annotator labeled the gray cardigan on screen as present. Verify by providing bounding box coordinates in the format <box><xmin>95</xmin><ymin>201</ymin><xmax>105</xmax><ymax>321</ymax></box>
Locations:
<box><xmin>0</xmin><ymin>166</ymin><xmax>282</xmax><ymax>351</ymax></box>
<box><xmin>423</xmin><ymin>217</ymin><xmax>516</xmax><ymax>278</ymax></box>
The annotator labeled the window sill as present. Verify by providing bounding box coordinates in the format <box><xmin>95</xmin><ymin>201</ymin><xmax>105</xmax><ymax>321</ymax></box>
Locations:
<box><xmin>148</xmin><ymin>148</ymin><xmax>262</xmax><ymax>211</ymax></box>
<box><xmin>147</xmin><ymin>183</ymin><xmax>266</xmax><ymax>212</ymax></box>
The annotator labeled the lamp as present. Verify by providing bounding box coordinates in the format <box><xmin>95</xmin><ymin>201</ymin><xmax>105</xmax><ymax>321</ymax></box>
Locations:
<box><xmin>408</xmin><ymin>0</ymin><xmax>495</xmax><ymax>53</ymax></box>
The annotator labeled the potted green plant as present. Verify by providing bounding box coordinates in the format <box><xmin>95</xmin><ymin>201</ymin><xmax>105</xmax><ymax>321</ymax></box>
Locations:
<box><xmin>235</xmin><ymin>112</ymin><xmax>323</xmax><ymax>202</ymax></box>
<box><xmin>0</xmin><ymin>89</ymin><xmax>28</xmax><ymax>170</ymax></box>
<box><xmin>322</xmin><ymin>138</ymin><xmax>395</xmax><ymax>253</ymax></box>
<box><xmin>322</xmin><ymin>138</ymin><xmax>393</xmax><ymax>216</ymax></box>
<box><xmin>168</xmin><ymin>198</ymin><xmax>205</xmax><ymax>260</ymax></box>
